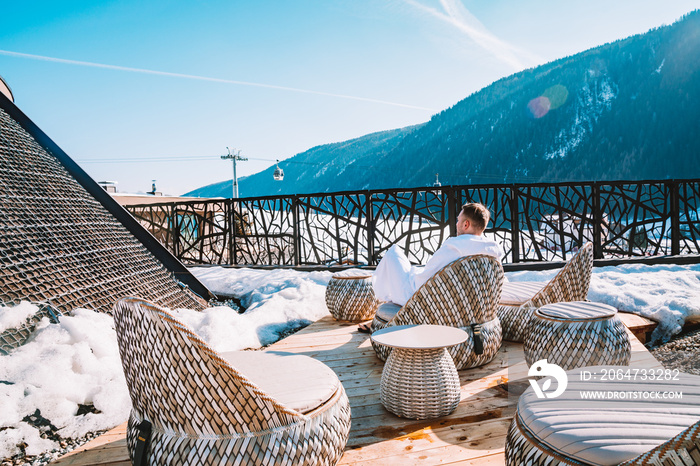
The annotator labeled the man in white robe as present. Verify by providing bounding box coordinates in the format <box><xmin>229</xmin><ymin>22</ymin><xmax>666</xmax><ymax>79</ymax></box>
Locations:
<box><xmin>372</xmin><ymin>203</ymin><xmax>503</xmax><ymax>307</ymax></box>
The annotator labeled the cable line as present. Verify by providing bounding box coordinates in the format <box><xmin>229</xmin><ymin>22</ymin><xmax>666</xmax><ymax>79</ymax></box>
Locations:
<box><xmin>76</xmin><ymin>154</ymin><xmax>544</xmax><ymax>183</ymax></box>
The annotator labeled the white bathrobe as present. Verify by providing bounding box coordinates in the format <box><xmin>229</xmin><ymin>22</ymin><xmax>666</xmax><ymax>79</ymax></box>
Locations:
<box><xmin>372</xmin><ymin>234</ymin><xmax>504</xmax><ymax>306</ymax></box>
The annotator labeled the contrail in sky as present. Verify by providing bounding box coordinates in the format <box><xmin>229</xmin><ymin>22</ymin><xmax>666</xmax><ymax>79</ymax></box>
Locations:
<box><xmin>402</xmin><ymin>0</ymin><xmax>540</xmax><ymax>71</ymax></box>
<box><xmin>0</xmin><ymin>49</ymin><xmax>437</xmax><ymax>112</ymax></box>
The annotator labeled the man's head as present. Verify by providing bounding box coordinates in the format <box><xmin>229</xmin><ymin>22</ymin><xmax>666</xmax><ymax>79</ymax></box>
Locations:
<box><xmin>457</xmin><ymin>203</ymin><xmax>491</xmax><ymax>236</ymax></box>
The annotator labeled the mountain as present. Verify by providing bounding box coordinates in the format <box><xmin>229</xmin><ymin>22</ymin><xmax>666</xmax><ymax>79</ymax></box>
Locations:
<box><xmin>187</xmin><ymin>11</ymin><xmax>700</xmax><ymax>198</ymax></box>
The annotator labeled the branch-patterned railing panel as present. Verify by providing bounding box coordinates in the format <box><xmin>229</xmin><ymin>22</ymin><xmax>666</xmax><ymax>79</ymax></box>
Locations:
<box><xmin>371</xmin><ymin>189</ymin><xmax>449</xmax><ymax>265</ymax></box>
<box><xmin>127</xmin><ymin>203</ymin><xmax>175</xmax><ymax>251</ymax></box>
<box><xmin>517</xmin><ymin>183</ymin><xmax>595</xmax><ymax>262</ymax></box>
<box><xmin>599</xmin><ymin>182</ymin><xmax>671</xmax><ymax>257</ymax></box>
<box><xmin>174</xmin><ymin>200</ymin><xmax>229</xmax><ymax>265</ymax></box>
<box><xmin>124</xmin><ymin>179</ymin><xmax>700</xmax><ymax>266</ymax></box>
<box><xmin>233</xmin><ymin>198</ymin><xmax>295</xmax><ymax>265</ymax></box>
<box><xmin>679</xmin><ymin>180</ymin><xmax>700</xmax><ymax>255</ymax></box>
<box><xmin>457</xmin><ymin>186</ymin><xmax>515</xmax><ymax>262</ymax></box>
<box><xmin>297</xmin><ymin>192</ymin><xmax>368</xmax><ymax>265</ymax></box>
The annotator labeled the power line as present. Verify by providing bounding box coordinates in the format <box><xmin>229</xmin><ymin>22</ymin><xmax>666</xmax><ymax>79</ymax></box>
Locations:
<box><xmin>75</xmin><ymin>154</ymin><xmax>544</xmax><ymax>183</ymax></box>
<box><xmin>77</xmin><ymin>155</ymin><xmax>271</xmax><ymax>163</ymax></box>
<box><xmin>75</xmin><ymin>154</ymin><xmax>365</xmax><ymax>167</ymax></box>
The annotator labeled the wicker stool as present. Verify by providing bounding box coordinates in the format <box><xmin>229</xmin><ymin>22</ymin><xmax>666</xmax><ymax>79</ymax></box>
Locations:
<box><xmin>524</xmin><ymin>301</ymin><xmax>631</xmax><ymax>370</ymax></box>
<box><xmin>371</xmin><ymin>325</ymin><xmax>467</xmax><ymax>420</ymax></box>
<box><xmin>325</xmin><ymin>274</ymin><xmax>380</xmax><ymax>322</ymax></box>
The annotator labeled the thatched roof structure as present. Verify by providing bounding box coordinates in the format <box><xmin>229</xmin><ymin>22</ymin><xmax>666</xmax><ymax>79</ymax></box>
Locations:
<box><xmin>0</xmin><ymin>82</ymin><xmax>211</xmax><ymax>313</ymax></box>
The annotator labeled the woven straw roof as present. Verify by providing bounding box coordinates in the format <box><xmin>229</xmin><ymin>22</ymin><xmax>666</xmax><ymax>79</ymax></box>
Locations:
<box><xmin>0</xmin><ymin>92</ymin><xmax>209</xmax><ymax>313</ymax></box>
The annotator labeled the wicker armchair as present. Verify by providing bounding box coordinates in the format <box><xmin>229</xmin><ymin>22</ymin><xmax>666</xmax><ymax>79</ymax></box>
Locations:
<box><xmin>497</xmin><ymin>242</ymin><xmax>593</xmax><ymax>342</ymax></box>
<box><xmin>370</xmin><ymin>254</ymin><xmax>504</xmax><ymax>370</ymax></box>
<box><xmin>113</xmin><ymin>297</ymin><xmax>351</xmax><ymax>466</ymax></box>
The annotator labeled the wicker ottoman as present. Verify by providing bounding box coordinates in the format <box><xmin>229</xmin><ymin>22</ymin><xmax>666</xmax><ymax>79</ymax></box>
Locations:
<box><xmin>506</xmin><ymin>366</ymin><xmax>700</xmax><ymax>465</ymax></box>
<box><xmin>325</xmin><ymin>274</ymin><xmax>380</xmax><ymax>322</ymax></box>
<box><xmin>371</xmin><ymin>325</ymin><xmax>467</xmax><ymax>420</ymax></box>
<box><xmin>524</xmin><ymin>301</ymin><xmax>631</xmax><ymax>370</ymax></box>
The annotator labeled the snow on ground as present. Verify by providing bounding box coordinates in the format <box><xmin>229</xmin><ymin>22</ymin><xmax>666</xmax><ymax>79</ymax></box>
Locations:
<box><xmin>0</xmin><ymin>301</ymin><xmax>39</xmax><ymax>333</ymax></box>
<box><xmin>1</xmin><ymin>263</ymin><xmax>699</xmax><ymax>460</ymax></box>
<box><xmin>182</xmin><ymin>267</ymin><xmax>339</xmax><ymax>351</ymax></box>
<box><xmin>0</xmin><ymin>309</ymin><xmax>130</xmax><ymax>459</ymax></box>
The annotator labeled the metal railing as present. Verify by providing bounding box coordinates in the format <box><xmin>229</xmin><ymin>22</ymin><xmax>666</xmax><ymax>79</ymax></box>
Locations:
<box><xmin>125</xmin><ymin>179</ymin><xmax>700</xmax><ymax>266</ymax></box>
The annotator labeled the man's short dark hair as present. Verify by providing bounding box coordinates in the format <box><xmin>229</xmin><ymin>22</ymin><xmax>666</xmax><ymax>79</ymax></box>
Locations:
<box><xmin>461</xmin><ymin>203</ymin><xmax>490</xmax><ymax>232</ymax></box>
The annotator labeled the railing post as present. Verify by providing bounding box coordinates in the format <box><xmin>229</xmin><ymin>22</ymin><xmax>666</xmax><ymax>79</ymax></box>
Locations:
<box><xmin>671</xmin><ymin>180</ymin><xmax>680</xmax><ymax>256</ymax></box>
<box><xmin>198</xmin><ymin>203</ymin><xmax>205</xmax><ymax>264</ymax></box>
<box><xmin>366</xmin><ymin>191</ymin><xmax>376</xmax><ymax>266</ymax></box>
<box><xmin>228</xmin><ymin>199</ymin><xmax>236</xmax><ymax>265</ymax></box>
<box><xmin>592</xmin><ymin>182</ymin><xmax>604</xmax><ymax>259</ymax></box>
<box><xmin>510</xmin><ymin>185</ymin><xmax>520</xmax><ymax>263</ymax></box>
<box><xmin>447</xmin><ymin>187</ymin><xmax>458</xmax><ymax>238</ymax></box>
<box><xmin>292</xmin><ymin>196</ymin><xmax>301</xmax><ymax>266</ymax></box>
<box><xmin>172</xmin><ymin>205</ymin><xmax>180</xmax><ymax>260</ymax></box>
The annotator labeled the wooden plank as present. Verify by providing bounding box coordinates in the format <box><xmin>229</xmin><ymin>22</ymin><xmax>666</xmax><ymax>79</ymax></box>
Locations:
<box><xmin>340</xmin><ymin>418</ymin><xmax>511</xmax><ymax>465</ymax></box>
<box><xmin>618</xmin><ymin>311</ymin><xmax>658</xmax><ymax>344</ymax></box>
<box><xmin>626</xmin><ymin>326</ymin><xmax>664</xmax><ymax>369</ymax></box>
<box><xmin>444</xmin><ymin>452</ymin><xmax>507</xmax><ymax>465</ymax></box>
<box><xmin>346</xmin><ymin>402</ymin><xmax>514</xmax><ymax>448</ymax></box>
<box><xmin>52</xmin><ymin>435</ymin><xmax>129</xmax><ymax>465</ymax></box>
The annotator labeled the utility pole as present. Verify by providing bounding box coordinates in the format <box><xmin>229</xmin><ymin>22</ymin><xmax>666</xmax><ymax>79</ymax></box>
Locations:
<box><xmin>221</xmin><ymin>147</ymin><xmax>247</xmax><ymax>199</ymax></box>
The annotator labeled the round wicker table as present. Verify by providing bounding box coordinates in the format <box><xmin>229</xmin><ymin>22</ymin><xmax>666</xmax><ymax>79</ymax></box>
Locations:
<box><xmin>325</xmin><ymin>274</ymin><xmax>380</xmax><ymax>322</ymax></box>
<box><xmin>524</xmin><ymin>301</ymin><xmax>631</xmax><ymax>370</ymax></box>
<box><xmin>371</xmin><ymin>325</ymin><xmax>468</xmax><ymax>419</ymax></box>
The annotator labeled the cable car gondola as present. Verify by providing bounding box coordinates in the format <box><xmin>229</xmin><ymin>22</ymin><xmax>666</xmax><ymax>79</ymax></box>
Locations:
<box><xmin>273</xmin><ymin>160</ymin><xmax>284</xmax><ymax>181</ymax></box>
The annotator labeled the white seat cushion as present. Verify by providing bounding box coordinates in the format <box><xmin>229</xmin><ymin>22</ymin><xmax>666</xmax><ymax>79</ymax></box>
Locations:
<box><xmin>499</xmin><ymin>281</ymin><xmax>546</xmax><ymax>305</ymax></box>
<box><xmin>539</xmin><ymin>301</ymin><xmax>617</xmax><ymax>320</ymax></box>
<box><xmin>375</xmin><ymin>302</ymin><xmax>401</xmax><ymax>323</ymax></box>
<box><xmin>517</xmin><ymin>366</ymin><xmax>700</xmax><ymax>465</ymax></box>
<box><xmin>220</xmin><ymin>350</ymin><xmax>340</xmax><ymax>414</ymax></box>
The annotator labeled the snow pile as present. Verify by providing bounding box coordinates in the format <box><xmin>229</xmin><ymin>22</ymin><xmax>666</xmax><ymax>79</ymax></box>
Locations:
<box><xmin>589</xmin><ymin>263</ymin><xmax>700</xmax><ymax>342</ymax></box>
<box><xmin>507</xmin><ymin>262</ymin><xmax>700</xmax><ymax>343</ymax></box>
<box><xmin>0</xmin><ymin>308</ymin><xmax>130</xmax><ymax>459</ymax></box>
<box><xmin>187</xmin><ymin>267</ymin><xmax>336</xmax><ymax>351</ymax></box>
<box><xmin>0</xmin><ymin>301</ymin><xmax>39</xmax><ymax>333</ymax></box>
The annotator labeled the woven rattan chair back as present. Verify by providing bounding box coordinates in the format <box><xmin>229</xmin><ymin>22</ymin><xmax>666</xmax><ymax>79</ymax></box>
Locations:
<box><xmin>113</xmin><ymin>297</ymin><xmax>351</xmax><ymax>465</ymax></box>
<box><xmin>371</xmin><ymin>255</ymin><xmax>505</xmax><ymax>369</ymax></box>
<box><xmin>498</xmin><ymin>242</ymin><xmax>594</xmax><ymax>342</ymax></box>
<box><xmin>395</xmin><ymin>254</ymin><xmax>504</xmax><ymax>328</ymax></box>
<box><xmin>530</xmin><ymin>242</ymin><xmax>594</xmax><ymax>308</ymax></box>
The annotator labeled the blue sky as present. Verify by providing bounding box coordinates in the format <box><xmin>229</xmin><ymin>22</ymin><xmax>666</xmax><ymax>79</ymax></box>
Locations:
<box><xmin>1</xmin><ymin>1</ymin><xmax>697</xmax><ymax>195</ymax></box>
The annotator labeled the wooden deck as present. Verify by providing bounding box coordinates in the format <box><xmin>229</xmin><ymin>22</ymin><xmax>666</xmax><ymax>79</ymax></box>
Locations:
<box><xmin>52</xmin><ymin>315</ymin><xmax>661</xmax><ymax>466</ymax></box>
